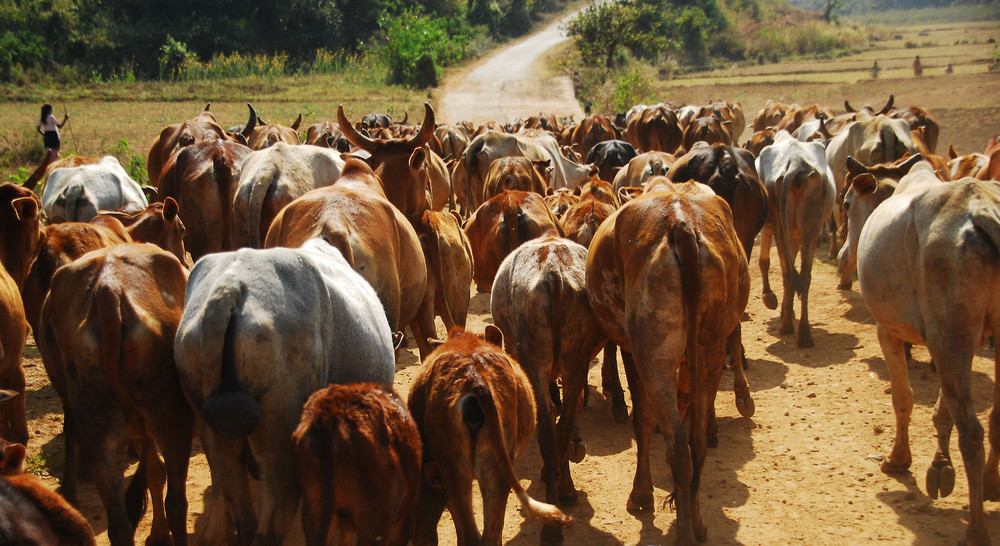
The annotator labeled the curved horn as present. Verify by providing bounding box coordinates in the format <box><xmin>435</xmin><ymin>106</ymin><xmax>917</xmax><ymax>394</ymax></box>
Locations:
<box><xmin>290</xmin><ymin>114</ymin><xmax>302</xmax><ymax>131</ymax></box>
<box><xmin>878</xmin><ymin>94</ymin><xmax>895</xmax><ymax>116</ymax></box>
<box><xmin>242</xmin><ymin>103</ymin><xmax>257</xmax><ymax>138</ymax></box>
<box><xmin>400</xmin><ymin>111</ymin><xmax>409</xmax><ymax>126</ymax></box>
<box><xmin>844</xmin><ymin>100</ymin><xmax>856</xmax><ymax>113</ymax></box>
<box><xmin>338</xmin><ymin>105</ymin><xmax>377</xmax><ymax>152</ymax></box>
<box><xmin>406</xmin><ymin>103</ymin><xmax>436</xmax><ymax>149</ymax></box>
<box><xmin>846</xmin><ymin>156</ymin><xmax>869</xmax><ymax>176</ymax></box>
<box><xmin>818</xmin><ymin>116</ymin><xmax>832</xmax><ymax>139</ymax></box>
<box><xmin>204</xmin><ymin>103</ymin><xmax>211</xmax><ymax>112</ymax></box>
<box><xmin>898</xmin><ymin>153</ymin><xmax>923</xmax><ymax>173</ymax></box>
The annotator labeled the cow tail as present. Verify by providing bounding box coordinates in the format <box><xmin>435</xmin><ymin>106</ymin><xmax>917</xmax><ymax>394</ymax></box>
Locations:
<box><xmin>775</xmin><ymin>173</ymin><xmax>806</xmax><ymax>295</ymax></box>
<box><xmin>673</xmin><ymin>221</ymin><xmax>703</xmax><ymax>497</ymax></box>
<box><xmin>58</xmin><ymin>183</ymin><xmax>85</xmax><ymax>222</ymax></box>
<box><xmin>200</xmin><ymin>285</ymin><xmax>261</xmax><ymax>439</ymax></box>
<box><xmin>431</xmin><ymin>223</ymin><xmax>457</xmax><ymax>329</ymax></box>
<box><xmin>503</xmin><ymin>194</ymin><xmax>521</xmax><ymax>256</ymax></box>
<box><xmin>460</xmin><ymin>371</ymin><xmax>572</xmax><ymax>529</ymax></box>
<box><xmin>125</xmin><ymin>457</ymin><xmax>148</xmax><ymax>527</ymax></box>
<box><xmin>545</xmin><ymin>270</ymin><xmax>563</xmax><ymax>377</ymax></box>
<box><xmin>970</xmin><ymin>189</ymin><xmax>1000</xmax><ymax>255</ymax></box>
<box><xmin>214</xmin><ymin>153</ymin><xmax>235</xmax><ymax>251</ymax></box>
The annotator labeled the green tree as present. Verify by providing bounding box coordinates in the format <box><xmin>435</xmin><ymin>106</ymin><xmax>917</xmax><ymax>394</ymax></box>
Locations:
<box><xmin>564</xmin><ymin>2</ymin><xmax>641</xmax><ymax>70</ymax></box>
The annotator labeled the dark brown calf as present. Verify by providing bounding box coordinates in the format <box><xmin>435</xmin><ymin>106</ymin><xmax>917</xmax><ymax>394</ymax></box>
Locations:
<box><xmin>292</xmin><ymin>383</ymin><xmax>421</xmax><ymax>546</ymax></box>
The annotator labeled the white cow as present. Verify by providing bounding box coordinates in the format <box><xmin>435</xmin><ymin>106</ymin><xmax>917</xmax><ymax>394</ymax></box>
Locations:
<box><xmin>174</xmin><ymin>238</ymin><xmax>395</xmax><ymax>545</ymax></box>
<box><xmin>756</xmin><ymin>130</ymin><xmax>836</xmax><ymax>348</ymax></box>
<box><xmin>857</xmin><ymin>162</ymin><xmax>1000</xmax><ymax>546</ymax></box>
<box><xmin>231</xmin><ymin>141</ymin><xmax>346</xmax><ymax>248</ymax></box>
<box><xmin>41</xmin><ymin>156</ymin><xmax>147</xmax><ymax>223</ymax></box>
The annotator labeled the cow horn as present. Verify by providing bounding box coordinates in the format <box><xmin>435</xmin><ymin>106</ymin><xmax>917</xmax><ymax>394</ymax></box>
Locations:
<box><xmin>242</xmin><ymin>104</ymin><xmax>257</xmax><ymax>138</ymax></box>
<box><xmin>338</xmin><ymin>105</ymin><xmax>377</xmax><ymax>151</ymax></box>
<box><xmin>204</xmin><ymin>103</ymin><xmax>211</xmax><ymax>112</ymax></box>
<box><xmin>819</xmin><ymin>116</ymin><xmax>832</xmax><ymax>139</ymax></box>
<box><xmin>400</xmin><ymin>111</ymin><xmax>409</xmax><ymax>126</ymax></box>
<box><xmin>406</xmin><ymin>103</ymin><xmax>436</xmax><ymax>149</ymax></box>
<box><xmin>844</xmin><ymin>100</ymin><xmax>856</xmax><ymax>113</ymax></box>
<box><xmin>878</xmin><ymin>95</ymin><xmax>895</xmax><ymax>115</ymax></box>
<box><xmin>290</xmin><ymin>114</ymin><xmax>302</xmax><ymax>131</ymax></box>
<box><xmin>846</xmin><ymin>156</ymin><xmax>868</xmax><ymax>176</ymax></box>
<box><xmin>898</xmin><ymin>153</ymin><xmax>923</xmax><ymax>173</ymax></box>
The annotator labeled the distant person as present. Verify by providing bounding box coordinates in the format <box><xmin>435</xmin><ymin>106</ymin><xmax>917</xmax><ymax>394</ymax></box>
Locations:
<box><xmin>913</xmin><ymin>55</ymin><xmax>923</xmax><ymax>77</ymax></box>
<box><xmin>36</xmin><ymin>103</ymin><xmax>68</xmax><ymax>158</ymax></box>
<box><xmin>869</xmin><ymin>61</ymin><xmax>881</xmax><ymax>79</ymax></box>
<box><xmin>989</xmin><ymin>59</ymin><xmax>998</xmax><ymax>72</ymax></box>
<box><xmin>945</xmin><ymin>63</ymin><xmax>954</xmax><ymax>75</ymax></box>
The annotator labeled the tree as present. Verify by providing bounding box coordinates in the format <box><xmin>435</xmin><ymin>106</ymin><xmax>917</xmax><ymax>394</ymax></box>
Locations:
<box><xmin>823</xmin><ymin>0</ymin><xmax>842</xmax><ymax>21</ymax></box>
<box><xmin>564</xmin><ymin>2</ymin><xmax>640</xmax><ymax>71</ymax></box>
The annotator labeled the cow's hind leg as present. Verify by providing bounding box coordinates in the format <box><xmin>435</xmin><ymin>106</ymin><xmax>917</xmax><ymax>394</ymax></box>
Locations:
<box><xmin>623</xmin><ymin>351</ymin><xmax>655</xmax><ymax>513</ymax></box>
<box><xmin>200</xmin><ymin>428</ymin><xmax>257</xmax><ymax>545</ymax></box>
<box><xmin>411</xmin><ymin>476</ymin><xmax>447</xmax><ymax>546</ymax></box>
<box><xmin>602</xmin><ymin>341</ymin><xmax>628</xmax><ymax>423</ymax></box>
<box><xmin>479</xmin><ymin>465</ymin><xmax>511</xmax><ymax>546</ymax></box>
<box><xmin>876</xmin><ymin>325</ymin><xmax>914</xmax><ymax>473</ymax></box>
<box><xmin>148</xmin><ymin>397</ymin><xmax>193</xmax><ymax>546</ymax></box>
<box><xmin>758</xmin><ymin>227</ymin><xmax>778</xmax><ymax>310</ymax></box>
<box><xmin>139</xmin><ymin>435</ymin><xmax>171</xmax><ymax>546</ymax></box>
<box><xmin>926</xmin><ymin>390</ymin><xmax>956</xmax><ymax>499</ymax></box>
<box><xmin>984</xmin><ymin>345</ymin><xmax>1000</xmax><ymax>501</ymax></box>
<box><xmin>0</xmin><ymin>365</ymin><xmax>27</xmax><ymax>445</ymax></box>
<box><xmin>728</xmin><ymin>327</ymin><xmax>754</xmax><ymax>418</ymax></box>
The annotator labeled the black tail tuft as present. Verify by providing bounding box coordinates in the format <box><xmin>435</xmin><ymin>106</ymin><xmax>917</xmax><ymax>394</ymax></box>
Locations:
<box><xmin>125</xmin><ymin>461</ymin><xmax>149</xmax><ymax>528</ymax></box>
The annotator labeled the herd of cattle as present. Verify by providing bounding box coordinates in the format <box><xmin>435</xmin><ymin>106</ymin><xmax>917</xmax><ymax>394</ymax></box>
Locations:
<box><xmin>0</xmin><ymin>95</ymin><xmax>999</xmax><ymax>545</ymax></box>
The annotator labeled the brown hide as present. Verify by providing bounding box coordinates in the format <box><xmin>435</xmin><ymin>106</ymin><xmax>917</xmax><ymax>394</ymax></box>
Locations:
<box><xmin>241</xmin><ymin>104</ymin><xmax>303</xmax><ymax>150</ymax></box>
<box><xmin>0</xmin><ymin>268</ymin><xmax>27</xmax><ymax>446</ymax></box>
<box><xmin>612</xmin><ymin>151</ymin><xmax>678</xmax><ymax>193</ymax></box>
<box><xmin>414</xmin><ymin>210</ymin><xmax>474</xmax><ymax>331</ymax></box>
<box><xmin>624</xmin><ymin>104</ymin><xmax>683</xmax><ymax>154</ymax></box>
<box><xmin>543</xmin><ymin>187</ymin><xmax>580</xmax><ymax>220</ymax></box>
<box><xmin>465</xmin><ymin>191</ymin><xmax>564</xmax><ymax>293</ymax></box>
<box><xmin>482</xmin><ymin>156</ymin><xmax>550</xmax><ymax>202</ymax></box>
<box><xmin>93</xmin><ymin>198</ymin><xmax>188</xmax><ymax>266</ymax></box>
<box><xmin>682</xmin><ymin>115</ymin><xmax>732</xmax><ymax>152</ymax></box>
<box><xmin>292</xmin><ymin>383</ymin><xmax>421</xmax><ymax>546</ymax></box>
<box><xmin>568</xmin><ymin>115</ymin><xmax>620</xmax><ymax>159</ymax></box>
<box><xmin>146</xmin><ymin>107</ymin><xmax>229</xmax><ymax>188</ymax></box>
<box><xmin>753</xmin><ymin>100</ymin><xmax>789</xmax><ymax>133</ymax></box>
<box><xmin>0</xmin><ymin>184</ymin><xmax>44</xmax><ymax>290</ymax></box>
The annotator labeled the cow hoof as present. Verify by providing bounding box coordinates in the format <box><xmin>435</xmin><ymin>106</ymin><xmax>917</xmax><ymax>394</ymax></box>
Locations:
<box><xmin>558</xmin><ymin>487</ymin><xmax>579</xmax><ymax>506</ymax></box>
<box><xmin>569</xmin><ymin>441</ymin><xmax>586</xmax><ymax>463</ymax></box>
<box><xmin>797</xmin><ymin>332</ymin><xmax>814</xmax><ymax>348</ymax></box>
<box><xmin>540</xmin><ymin>524</ymin><xmax>564</xmax><ymax>545</ymax></box>
<box><xmin>763</xmin><ymin>292</ymin><xmax>778</xmax><ymax>310</ymax></box>
<box><xmin>983</xmin><ymin>470</ymin><xmax>1000</xmax><ymax>501</ymax></box>
<box><xmin>626</xmin><ymin>491</ymin><xmax>655</xmax><ymax>513</ymax></box>
<box><xmin>838</xmin><ymin>279</ymin><xmax>853</xmax><ymax>290</ymax></box>
<box><xmin>736</xmin><ymin>396</ymin><xmax>755</xmax><ymax>418</ymax></box>
<box><xmin>612</xmin><ymin>401</ymin><xmax>630</xmax><ymax>424</ymax></box>
<box><xmin>926</xmin><ymin>464</ymin><xmax>955</xmax><ymax>499</ymax></box>
<box><xmin>145</xmin><ymin>535</ymin><xmax>172</xmax><ymax>546</ymax></box>
<box><xmin>880</xmin><ymin>456</ymin><xmax>911</xmax><ymax>474</ymax></box>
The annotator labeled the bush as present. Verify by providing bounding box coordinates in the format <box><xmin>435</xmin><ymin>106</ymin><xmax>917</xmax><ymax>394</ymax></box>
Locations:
<box><xmin>379</xmin><ymin>8</ymin><xmax>467</xmax><ymax>88</ymax></box>
<box><xmin>613</xmin><ymin>70</ymin><xmax>654</xmax><ymax>112</ymax></box>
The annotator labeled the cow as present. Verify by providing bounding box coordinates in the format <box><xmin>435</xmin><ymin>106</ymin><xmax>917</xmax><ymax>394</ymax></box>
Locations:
<box><xmin>291</xmin><ymin>383</ymin><xmax>421</xmax><ymax>546</ymax></box>
<box><xmin>947</xmin><ymin>144</ymin><xmax>989</xmax><ymax>181</ymax></box>
<box><xmin>855</xmin><ymin>162</ymin><xmax>1000</xmax><ymax>546</ymax></box>
<box><xmin>174</xmin><ymin>238</ymin><xmax>396</xmax><ymax>545</ymax></box>
<box><xmin>482</xmin><ymin>156</ymin><xmax>550</xmax><ymax>202</ymax></box>
<box><xmin>303</xmin><ymin>120</ymin><xmax>351</xmax><ymax>152</ymax></box>
<box><xmin>0</xmin><ymin>431</ymin><xmax>96</xmax><ymax>545</ymax></box>
<box><xmin>338</xmin><ymin>103</ymin><xmax>449</xmax><ymax>217</ymax></box>
<box><xmin>584</xmin><ymin>139</ymin><xmax>637</xmax><ymax>183</ymax></box>
<box><xmin>240</xmin><ymin>103</ymin><xmax>303</xmax><ymax>150</ymax></box>
<box><xmin>612</xmin><ymin>151</ymin><xmax>678</xmax><ymax>194</ymax></box>
<box><xmin>0</xmin><ymin>183</ymin><xmax>43</xmax><ymax>291</ymax></box>
<box><xmin>757</xmin><ymin>131</ymin><xmax>836</xmax><ymax>348</ymax></box>
<box><xmin>837</xmin><ymin>154</ymin><xmax>925</xmax><ymax>289</ymax></box>
<box><xmin>232</xmin><ymin>141</ymin><xmax>346</xmax><ymax>248</ymax></box>
<box><xmin>490</xmin><ymin>236</ymin><xmax>604</xmax><ymax>544</ymax></box>
<box><xmin>41</xmin><ymin>156</ymin><xmax>147</xmax><ymax>224</ymax></box>
<box><xmin>264</xmin><ymin>159</ymin><xmax>432</xmax><ymax>357</ymax></box>
<box><xmin>565</xmin><ymin>114</ymin><xmax>620</xmax><ymax>159</ymax></box>
<box><xmin>977</xmin><ymin>138</ymin><xmax>1000</xmax><ymax>182</ymax></box>
<box><xmin>464</xmin><ymin>190</ymin><xmax>564</xmax><ymax>292</ymax></box>
<box><xmin>560</xmin><ymin>181</ymin><xmax>617</xmax><ymax>248</ymax></box>
<box><xmin>37</xmin><ymin>244</ymin><xmax>192</xmax><ymax>545</ymax></box>
<box><xmin>752</xmin><ymin>100</ymin><xmax>790</xmax><ymax>133</ymax></box>
<box><xmin>407</xmin><ymin>327</ymin><xmax>572</xmax><ymax>546</ymax></box>
<box><xmin>435</xmin><ymin>123</ymin><xmax>470</xmax><ymax>161</ymax></box>
<box><xmin>414</xmin><ymin>210</ymin><xmax>474</xmax><ymax>331</ymax></box>
<box><xmin>624</xmin><ymin>103</ymin><xmax>683</xmax><ymax>154</ymax></box>
<box><xmin>744</xmin><ymin>128</ymin><xmax>777</xmax><ymax>157</ymax></box>
<box><xmin>146</xmin><ymin>104</ymin><xmax>231</xmax><ymax>188</ymax></box>
<box><xmin>0</xmin><ymin>267</ymin><xmax>27</xmax><ymax>447</ymax></box>
<box><xmin>92</xmin><ymin>199</ymin><xmax>188</xmax><ymax>265</ymax></box>
<box><xmin>890</xmin><ymin>105</ymin><xmax>939</xmax><ymax>154</ymax></box>
<box><xmin>682</xmin><ymin>114</ymin><xmax>732</xmax><ymax>152</ymax></box>
<box><xmin>585</xmin><ymin>184</ymin><xmax>750</xmax><ymax>544</ymax></box>
<box><xmin>523</xmin><ymin>112</ymin><xmax>563</xmax><ymax>133</ymax></box>
<box><xmin>156</xmin><ymin>138</ymin><xmax>251</xmax><ymax>260</ymax></box>
<box><xmin>697</xmin><ymin>101</ymin><xmax>746</xmax><ymax>144</ymax></box>
<box><xmin>774</xmin><ymin>103</ymin><xmax>836</xmax><ymax>135</ymax></box>
<box><xmin>543</xmin><ymin>187</ymin><xmax>580</xmax><ymax>220</ymax></box>
<box><xmin>792</xmin><ymin>114</ymin><xmax>834</xmax><ymax>143</ymax></box>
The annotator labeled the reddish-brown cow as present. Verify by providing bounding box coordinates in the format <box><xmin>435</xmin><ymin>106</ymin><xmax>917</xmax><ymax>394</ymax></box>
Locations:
<box><xmin>292</xmin><ymin>383</ymin><xmax>421</xmax><ymax>546</ymax></box>
<box><xmin>413</xmin><ymin>210</ymin><xmax>474</xmax><ymax>332</ymax></box>
<box><xmin>482</xmin><ymin>156</ymin><xmax>550</xmax><ymax>202</ymax></box>
<box><xmin>146</xmin><ymin>105</ymin><xmax>231</xmax><ymax>188</ymax></box>
<box><xmin>241</xmin><ymin>103</ymin><xmax>303</xmax><ymax>150</ymax></box>
<box><xmin>408</xmin><ymin>327</ymin><xmax>572</xmax><ymax>546</ymax></box>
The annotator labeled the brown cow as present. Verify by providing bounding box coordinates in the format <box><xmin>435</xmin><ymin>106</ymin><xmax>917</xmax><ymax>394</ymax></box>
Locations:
<box><xmin>682</xmin><ymin>114</ymin><xmax>732</xmax><ymax>152</ymax></box>
<box><xmin>241</xmin><ymin>103</ymin><xmax>303</xmax><ymax>150</ymax></box>
<box><xmin>464</xmin><ymin>190</ymin><xmax>564</xmax><ymax>292</ymax></box>
<box><xmin>146</xmin><ymin>104</ymin><xmax>231</xmax><ymax>188</ymax></box>
<box><xmin>491</xmin><ymin>236</ymin><xmax>605</xmax><ymax>544</ymax></box>
<box><xmin>0</xmin><ymin>267</ymin><xmax>27</xmax><ymax>446</ymax></box>
<box><xmin>543</xmin><ymin>187</ymin><xmax>580</xmax><ymax>220</ymax></box>
<box><xmin>947</xmin><ymin>144</ymin><xmax>989</xmax><ymax>180</ymax></box>
<box><xmin>565</xmin><ymin>114</ymin><xmax>620</xmax><ymax>159</ymax></box>
<box><xmin>624</xmin><ymin>103</ymin><xmax>683</xmax><ymax>154</ymax></box>
<box><xmin>292</xmin><ymin>382</ymin><xmax>421</xmax><ymax>546</ymax></box>
<box><xmin>612</xmin><ymin>151</ymin><xmax>678</xmax><ymax>195</ymax></box>
<box><xmin>744</xmin><ymin>128</ymin><xmax>776</xmax><ymax>157</ymax></box>
<box><xmin>752</xmin><ymin>100</ymin><xmax>790</xmax><ymax>133</ymax></box>
<box><xmin>482</xmin><ymin>156</ymin><xmax>550</xmax><ymax>202</ymax></box>
<box><xmin>414</xmin><ymin>210</ymin><xmax>474</xmax><ymax>332</ymax></box>
<box><xmin>38</xmin><ymin>244</ymin><xmax>192</xmax><ymax>545</ymax></box>
<box><xmin>93</xmin><ymin>199</ymin><xmax>188</xmax><ymax>266</ymax></box>
<box><xmin>0</xmin><ymin>431</ymin><xmax>96</xmax><ymax>545</ymax></box>
<box><xmin>408</xmin><ymin>327</ymin><xmax>572</xmax><ymax>546</ymax></box>
<box><xmin>561</xmin><ymin>190</ymin><xmax>616</xmax><ymax>249</ymax></box>
<box><xmin>303</xmin><ymin>120</ymin><xmax>351</xmax><ymax>152</ymax></box>
<box><xmin>338</xmin><ymin>103</ymin><xmax>446</xmax><ymax>217</ymax></box>
<box><xmin>586</xmin><ymin>185</ymin><xmax>750</xmax><ymax>544</ymax></box>
<box><xmin>156</xmin><ymin>138</ymin><xmax>252</xmax><ymax>260</ymax></box>
<box><xmin>265</xmin><ymin>159</ymin><xmax>433</xmax><ymax>358</ymax></box>
<box><xmin>977</xmin><ymin>138</ymin><xmax>1000</xmax><ymax>181</ymax></box>
<box><xmin>0</xmin><ymin>183</ymin><xmax>45</xmax><ymax>289</ymax></box>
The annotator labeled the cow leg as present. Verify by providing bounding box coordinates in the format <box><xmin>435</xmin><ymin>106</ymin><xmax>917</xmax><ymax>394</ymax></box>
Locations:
<box><xmin>139</xmin><ymin>435</ymin><xmax>171</xmax><ymax>546</ymax></box>
<box><xmin>441</xmin><ymin>458</ymin><xmax>479</xmax><ymax>546</ymax></box>
<box><xmin>985</xmin><ymin>348</ymin><xmax>1000</xmax><ymax>502</ymax></box>
<box><xmin>877</xmin><ymin>325</ymin><xmax>913</xmax><ymax>473</ymax></box>
<box><xmin>85</xmin><ymin>415</ymin><xmax>135</xmax><ymax>546</ymax></box>
<box><xmin>411</xmin><ymin>476</ymin><xmax>447</xmax><ymax>546</ymax></box>
<box><xmin>200</xmin><ymin>428</ymin><xmax>257</xmax><ymax>545</ymax></box>
<box><xmin>61</xmin><ymin>407</ymin><xmax>80</xmax><ymax>505</ymax></box>
<box><xmin>778</xmin><ymin>263</ymin><xmax>796</xmax><ymax>336</ymax></box>
<box><xmin>147</xmin><ymin>397</ymin><xmax>193</xmax><ymax>546</ymax></box>
<box><xmin>623</xmin><ymin>351</ymin><xmax>655</xmax><ymax>512</ymax></box>
<box><xmin>728</xmin><ymin>326</ymin><xmax>754</xmax><ymax>418</ymax></box>
<box><xmin>758</xmin><ymin>226</ymin><xmax>778</xmax><ymax>310</ymax></box>
<box><xmin>558</xmin><ymin>355</ymin><xmax>589</xmax><ymax>499</ymax></box>
<box><xmin>409</xmin><ymin>296</ymin><xmax>438</xmax><ymax>361</ymax></box>
<box><xmin>926</xmin><ymin>390</ymin><xmax>955</xmax><ymax>500</ymax></box>
<box><xmin>478</xmin><ymin>464</ymin><xmax>510</xmax><ymax>546</ymax></box>
<box><xmin>0</xmin><ymin>365</ymin><xmax>26</xmax><ymax>445</ymax></box>
<box><xmin>796</xmin><ymin>232</ymin><xmax>819</xmax><ymax>348</ymax></box>
<box><xmin>251</xmin><ymin>419</ymin><xmax>302</xmax><ymax>546</ymax></box>
<box><xmin>602</xmin><ymin>341</ymin><xmax>628</xmax><ymax>423</ymax></box>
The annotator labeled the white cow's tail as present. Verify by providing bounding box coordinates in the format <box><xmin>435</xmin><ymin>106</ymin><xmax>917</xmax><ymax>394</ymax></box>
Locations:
<box><xmin>232</xmin><ymin>166</ymin><xmax>276</xmax><ymax>248</ymax></box>
<box><xmin>775</xmin><ymin>172</ymin><xmax>808</xmax><ymax>296</ymax></box>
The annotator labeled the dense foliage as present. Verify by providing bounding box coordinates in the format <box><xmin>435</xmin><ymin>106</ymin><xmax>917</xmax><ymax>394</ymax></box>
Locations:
<box><xmin>1</xmin><ymin>0</ymin><xmax>570</xmax><ymax>86</ymax></box>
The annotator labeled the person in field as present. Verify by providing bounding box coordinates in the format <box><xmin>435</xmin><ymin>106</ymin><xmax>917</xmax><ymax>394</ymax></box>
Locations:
<box><xmin>36</xmin><ymin>104</ymin><xmax>68</xmax><ymax>158</ymax></box>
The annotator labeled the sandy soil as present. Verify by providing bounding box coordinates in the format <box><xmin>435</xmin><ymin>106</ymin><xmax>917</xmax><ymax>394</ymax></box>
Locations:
<box><xmin>14</xmin><ymin>14</ymin><xmax>1000</xmax><ymax>546</ymax></box>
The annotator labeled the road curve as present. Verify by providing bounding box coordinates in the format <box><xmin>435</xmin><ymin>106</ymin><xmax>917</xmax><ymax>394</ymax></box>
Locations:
<box><xmin>437</xmin><ymin>12</ymin><xmax>586</xmax><ymax>124</ymax></box>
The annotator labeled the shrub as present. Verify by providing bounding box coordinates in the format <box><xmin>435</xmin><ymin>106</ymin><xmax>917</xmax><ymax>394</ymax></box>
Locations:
<box><xmin>379</xmin><ymin>8</ymin><xmax>467</xmax><ymax>88</ymax></box>
<box><xmin>613</xmin><ymin>69</ymin><xmax>654</xmax><ymax>112</ymax></box>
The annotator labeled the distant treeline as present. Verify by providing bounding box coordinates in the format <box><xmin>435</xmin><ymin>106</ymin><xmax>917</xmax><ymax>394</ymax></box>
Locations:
<box><xmin>787</xmin><ymin>0</ymin><xmax>999</xmax><ymax>15</ymax></box>
<box><xmin>0</xmin><ymin>0</ymin><xmax>569</xmax><ymax>84</ymax></box>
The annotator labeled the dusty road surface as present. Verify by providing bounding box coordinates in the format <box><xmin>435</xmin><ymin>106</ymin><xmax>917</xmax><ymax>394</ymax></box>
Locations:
<box><xmin>437</xmin><ymin>12</ymin><xmax>585</xmax><ymax>124</ymax></box>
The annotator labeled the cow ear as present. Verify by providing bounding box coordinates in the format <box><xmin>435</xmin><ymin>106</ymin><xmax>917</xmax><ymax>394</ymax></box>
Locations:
<box><xmin>426</xmin><ymin>337</ymin><xmax>445</xmax><ymax>352</ymax></box>
<box><xmin>0</xmin><ymin>441</ymin><xmax>26</xmax><ymax>475</ymax></box>
<box><xmin>573</xmin><ymin>186</ymin><xmax>582</xmax><ymax>196</ymax></box>
<box><xmin>392</xmin><ymin>332</ymin><xmax>405</xmax><ymax>350</ymax></box>
<box><xmin>545</xmin><ymin>187</ymin><xmax>555</xmax><ymax>197</ymax></box>
<box><xmin>409</xmin><ymin>147</ymin><xmax>427</xmax><ymax>170</ymax></box>
<box><xmin>947</xmin><ymin>144</ymin><xmax>957</xmax><ymax>159</ymax></box>
<box><xmin>851</xmin><ymin>173</ymin><xmax>878</xmax><ymax>196</ymax></box>
<box><xmin>163</xmin><ymin>197</ymin><xmax>180</xmax><ymax>222</ymax></box>
<box><xmin>449</xmin><ymin>210</ymin><xmax>464</xmax><ymax>227</ymax></box>
<box><xmin>484</xmin><ymin>325</ymin><xmax>504</xmax><ymax>348</ymax></box>
<box><xmin>142</xmin><ymin>186</ymin><xmax>158</xmax><ymax>202</ymax></box>
<box><xmin>10</xmin><ymin>196</ymin><xmax>39</xmax><ymax>222</ymax></box>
